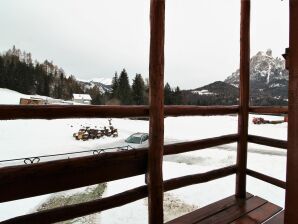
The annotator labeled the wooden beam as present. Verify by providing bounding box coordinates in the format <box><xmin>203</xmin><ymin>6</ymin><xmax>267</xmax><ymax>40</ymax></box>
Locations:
<box><xmin>249</xmin><ymin>106</ymin><xmax>288</xmax><ymax>115</ymax></box>
<box><xmin>246</xmin><ymin>169</ymin><xmax>286</xmax><ymax>189</ymax></box>
<box><xmin>1</xmin><ymin>166</ymin><xmax>236</xmax><ymax>224</ymax></box>
<box><xmin>248</xmin><ymin>135</ymin><xmax>287</xmax><ymax>149</ymax></box>
<box><xmin>164</xmin><ymin>105</ymin><xmax>239</xmax><ymax>116</ymax></box>
<box><xmin>164</xmin><ymin>165</ymin><xmax>237</xmax><ymax>192</ymax></box>
<box><xmin>0</xmin><ymin>150</ymin><xmax>147</xmax><ymax>203</ymax></box>
<box><xmin>1</xmin><ymin>186</ymin><xmax>148</xmax><ymax>224</ymax></box>
<box><xmin>236</xmin><ymin>0</ymin><xmax>250</xmax><ymax>198</ymax></box>
<box><xmin>0</xmin><ymin>105</ymin><xmax>149</xmax><ymax>120</ymax></box>
<box><xmin>0</xmin><ymin>105</ymin><xmax>240</xmax><ymax>120</ymax></box>
<box><xmin>285</xmin><ymin>0</ymin><xmax>298</xmax><ymax>222</ymax></box>
<box><xmin>147</xmin><ymin>0</ymin><xmax>165</xmax><ymax>223</ymax></box>
<box><xmin>0</xmin><ymin>136</ymin><xmax>237</xmax><ymax>203</ymax></box>
<box><xmin>164</xmin><ymin>134</ymin><xmax>239</xmax><ymax>155</ymax></box>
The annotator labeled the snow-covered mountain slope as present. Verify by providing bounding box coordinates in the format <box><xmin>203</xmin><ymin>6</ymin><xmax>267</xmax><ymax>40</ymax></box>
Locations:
<box><xmin>0</xmin><ymin>88</ymin><xmax>77</xmax><ymax>105</ymax></box>
<box><xmin>77</xmin><ymin>78</ymin><xmax>112</xmax><ymax>93</ymax></box>
<box><xmin>0</xmin><ymin>88</ymin><xmax>28</xmax><ymax>104</ymax></box>
<box><xmin>0</xmin><ymin>88</ymin><xmax>57</xmax><ymax>105</ymax></box>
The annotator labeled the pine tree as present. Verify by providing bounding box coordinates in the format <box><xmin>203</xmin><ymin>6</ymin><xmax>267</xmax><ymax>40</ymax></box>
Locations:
<box><xmin>132</xmin><ymin>74</ymin><xmax>146</xmax><ymax>105</ymax></box>
<box><xmin>118</xmin><ymin>69</ymin><xmax>132</xmax><ymax>105</ymax></box>
<box><xmin>173</xmin><ymin>86</ymin><xmax>182</xmax><ymax>105</ymax></box>
<box><xmin>164</xmin><ymin>82</ymin><xmax>173</xmax><ymax>105</ymax></box>
<box><xmin>111</xmin><ymin>72</ymin><xmax>119</xmax><ymax>100</ymax></box>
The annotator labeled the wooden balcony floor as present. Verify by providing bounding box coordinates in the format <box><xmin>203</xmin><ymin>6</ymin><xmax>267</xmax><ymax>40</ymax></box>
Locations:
<box><xmin>166</xmin><ymin>193</ymin><xmax>284</xmax><ymax>224</ymax></box>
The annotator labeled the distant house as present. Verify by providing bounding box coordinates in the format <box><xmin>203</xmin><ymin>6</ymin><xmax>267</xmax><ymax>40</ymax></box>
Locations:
<box><xmin>20</xmin><ymin>97</ymin><xmax>46</xmax><ymax>105</ymax></box>
<box><xmin>72</xmin><ymin>94</ymin><xmax>92</xmax><ymax>105</ymax></box>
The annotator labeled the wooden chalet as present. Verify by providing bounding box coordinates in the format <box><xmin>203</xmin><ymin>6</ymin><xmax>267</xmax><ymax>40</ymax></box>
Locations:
<box><xmin>0</xmin><ymin>0</ymin><xmax>297</xmax><ymax>223</ymax></box>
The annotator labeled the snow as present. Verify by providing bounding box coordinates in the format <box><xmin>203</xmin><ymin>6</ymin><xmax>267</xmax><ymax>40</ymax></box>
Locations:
<box><xmin>77</xmin><ymin>77</ymin><xmax>112</xmax><ymax>86</ymax></box>
<box><xmin>270</xmin><ymin>83</ymin><xmax>285</xmax><ymax>88</ymax></box>
<box><xmin>192</xmin><ymin>89</ymin><xmax>215</xmax><ymax>95</ymax></box>
<box><xmin>0</xmin><ymin>89</ymin><xmax>288</xmax><ymax>223</ymax></box>
<box><xmin>73</xmin><ymin>94</ymin><xmax>92</xmax><ymax>101</ymax></box>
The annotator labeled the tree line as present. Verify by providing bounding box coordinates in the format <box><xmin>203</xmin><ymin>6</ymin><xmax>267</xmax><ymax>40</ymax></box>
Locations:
<box><xmin>0</xmin><ymin>46</ymin><xmax>85</xmax><ymax>100</ymax></box>
<box><xmin>0</xmin><ymin>47</ymin><xmax>183</xmax><ymax>105</ymax></box>
<box><xmin>107</xmin><ymin>69</ymin><xmax>182</xmax><ymax>105</ymax></box>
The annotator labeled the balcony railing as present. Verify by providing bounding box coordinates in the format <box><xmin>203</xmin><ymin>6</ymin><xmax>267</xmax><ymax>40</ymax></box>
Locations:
<box><xmin>0</xmin><ymin>105</ymin><xmax>287</xmax><ymax>224</ymax></box>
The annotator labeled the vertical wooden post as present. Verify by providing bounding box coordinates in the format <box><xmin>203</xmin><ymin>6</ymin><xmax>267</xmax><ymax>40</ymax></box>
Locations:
<box><xmin>147</xmin><ymin>0</ymin><xmax>165</xmax><ymax>223</ymax></box>
<box><xmin>236</xmin><ymin>0</ymin><xmax>250</xmax><ymax>198</ymax></box>
<box><xmin>285</xmin><ymin>0</ymin><xmax>298</xmax><ymax>223</ymax></box>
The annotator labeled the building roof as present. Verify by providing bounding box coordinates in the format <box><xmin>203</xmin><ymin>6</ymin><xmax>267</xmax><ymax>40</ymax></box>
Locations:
<box><xmin>73</xmin><ymin>94</ymin><xmax>92</xmax><ymax>101</ymax></box>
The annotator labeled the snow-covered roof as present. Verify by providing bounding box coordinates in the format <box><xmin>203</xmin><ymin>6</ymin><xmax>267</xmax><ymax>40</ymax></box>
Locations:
<box><xmin>73</xmin><ymin>94</ymin><xmax>92</xmax><ymax>101</ymax></box>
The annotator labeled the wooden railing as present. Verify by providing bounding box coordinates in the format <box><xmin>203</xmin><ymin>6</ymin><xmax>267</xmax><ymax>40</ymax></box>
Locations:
<box><xmin>0</xmin><ymin>105</ymin><xmax>239</xmax><ymax>120</ymax></box>
<box><xmin>0</xmin><ymin>105</ymin><xmax>288</xmax><ymax>223</ymax></box>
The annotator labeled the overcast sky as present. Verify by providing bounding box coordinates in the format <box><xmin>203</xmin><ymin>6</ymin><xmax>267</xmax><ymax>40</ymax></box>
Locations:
<box><xmin>0</xmin><ymin>0</ymin><xmax>289</xmax><ymax>89</ymax></box>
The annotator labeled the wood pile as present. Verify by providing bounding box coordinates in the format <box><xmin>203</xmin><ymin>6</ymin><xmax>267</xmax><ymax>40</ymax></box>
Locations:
<box><xmin>73</xmin><ymin>126</ymin><xmax>118</xmax><ymax>141</ymax></box>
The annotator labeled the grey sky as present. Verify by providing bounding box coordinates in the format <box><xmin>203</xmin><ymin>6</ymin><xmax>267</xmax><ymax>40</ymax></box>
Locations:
<box><xmin>0</xmin><ymin>0</ymin><xmax>289</xmax><ymax>89</ymax></box>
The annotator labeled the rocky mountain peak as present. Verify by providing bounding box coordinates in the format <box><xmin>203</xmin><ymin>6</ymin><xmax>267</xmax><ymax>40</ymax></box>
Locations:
<box><xmin>224</xmin><ymin>49</ymin><xmax>288</xmax><ymax>105</ymax></box>
<box><xmin>225</xmin><ymin>50</ymin><xmax>288</xmax><ymax>88</ymax></box>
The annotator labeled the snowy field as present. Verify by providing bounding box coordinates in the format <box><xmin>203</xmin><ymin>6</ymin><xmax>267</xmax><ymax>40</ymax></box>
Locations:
<box><xmin>0</xmin><ymin>88</ymin><xmax>287</xmax><ymax>223</ymax></box>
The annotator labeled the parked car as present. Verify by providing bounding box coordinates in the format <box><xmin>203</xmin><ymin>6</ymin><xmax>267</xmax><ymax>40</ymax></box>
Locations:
<box><xmin>125</xmin><ymin>133</ymin><xmax>149</xmax><ymax>144</ymax></box>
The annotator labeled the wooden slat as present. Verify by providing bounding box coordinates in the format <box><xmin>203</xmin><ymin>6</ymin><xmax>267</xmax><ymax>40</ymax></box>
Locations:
<box><xmin>246</xmin><ymin>169</ymin><xmax>286</xmax><ymax>189</ymax></box>
<box><xmin>198</xmin><ymin>196</ymin><xmax>267</xmax><ymax>224</ymax></box>
<box><xmin>0</xmin><ymin>105</ymin><xmax>240</xmax><ymax>120</ymax></box>
<box><xmin>1</xmin><ymin>185</ymin><xmax>148</xmax><ymax>224</ymax></box>
<box><xmin>0</xmin><ymin>149</ymin><xmax>147</xmax><ymax>203</ymax></box>
<box><xmin>164</xmin><ymin>134</ymin><xmax>239</xmax><ymax>155</ymax></box>
<box><xmin>0</xmin><ymin>136</ymin><xmax>237</xmax><ymax>203</ymax></box>
<box><xmin>164</xmin><ymin>105</ymin><xmax>239</xmax><ymax>116</ymax></box>
<box><xmin>164</xmin><ymin>165</ymin><xmax>237</xmax><ymax>192</ymax></box>
<box><xmin>147</xmin><ymin>0</ymin><xmax>166</xmax><ymax>223</ymax></box>
<box><xmin>0</xmin><ymin>105</ymin><xmax>149</xmax><ymax>120</ymax></box>
<box><xmin>249</xmin><ymin>106</ymin><xmax>288</xmax><ymax>115</ymax></box>
<box><xmin>248</xmin><ymin>135</ymin><xmax>287</xmax><ymax>149</ymax></box>
<box><xmin>231</xmin><ymin>202</ymin><xmax>282</xmax><ymax>224</ymax></box>
<box><xmin>236</xmin><ymin>0</ymin><xmax>251</xmax><ymax>198</ymax></box>
<box><xmin>1</xmin><ymin>166</ymin><xmax>237</xmax><ymax>224</ymax></box>
<box><xmin>285</xmin><ymin>0</ymin><xmax>298</xmax><ymax>223</ymax></box>
<box><xmin>167</xmin><ymin>193</ymin><xmax>253</xmax><ymax>224</ymax></box>
<box><xmin>263</xmin><ymin>211</ymin><xmax>284</xmax><ymax>224</ymax></box>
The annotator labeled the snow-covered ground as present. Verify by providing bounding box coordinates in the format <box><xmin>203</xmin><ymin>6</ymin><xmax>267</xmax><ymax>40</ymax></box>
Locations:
<box><xmin>0</xmin><ymin>88</ymin><xmax>79</xmax><ymax>105</ymax></box>
<box><xmin>0</xmin><ymin>88</ymin><xmax>287</xmax><ymax>223</ymax></box>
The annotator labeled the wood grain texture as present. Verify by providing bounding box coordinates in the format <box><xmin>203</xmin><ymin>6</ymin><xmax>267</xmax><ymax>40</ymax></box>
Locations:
<box><xmin>263</xmin><ymin>211</ymin><xmax>284</xmax><ymax>224</ymax></box>
<box><xmin>285</xmin><ymin>0</ymin><xmax>298</xmax><ymax>223</ymax></box>
<box><xmin>198</xmin><ymin>196</ymin><xmax>267</xmax><ymax>224</ymax></box>
<box><xmin>236</xmin><ymin>0</ymin><xmax>251</xmax><ymax>198</ymax></box>
<box><xmin>147</xmin><ymin>0</ymin><xmax>166</xmax><ymax>223</ymax></box>
<box><xmin>231</xmin><ymin>202</ymin><xmax>282</xmax><ymax>224</ymax></box>
<box><xmin>166</xmin><ymin>193</ymin><xmax>253</xmax><ymax>224</ymax></box>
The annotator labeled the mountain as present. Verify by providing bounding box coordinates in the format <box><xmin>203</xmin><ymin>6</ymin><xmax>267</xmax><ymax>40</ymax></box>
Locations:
<box><xmin>182</xmin><ymin>81</ymin><xmax>239</xmax><ymax>105</ymax></box>
<box><xmin>77</xmin><ymin>78</ymin><xmax>112</xmax><ymax>94</ymax></box>
<box><xmin>225</xmin><ymin>49</ymin><xmax>288</xmax><ymax>105</ymax></box>
<box><xmin>183</xmin><ymin>49</ymin><xmax>288</xmax><ymax>106</ymax></box>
